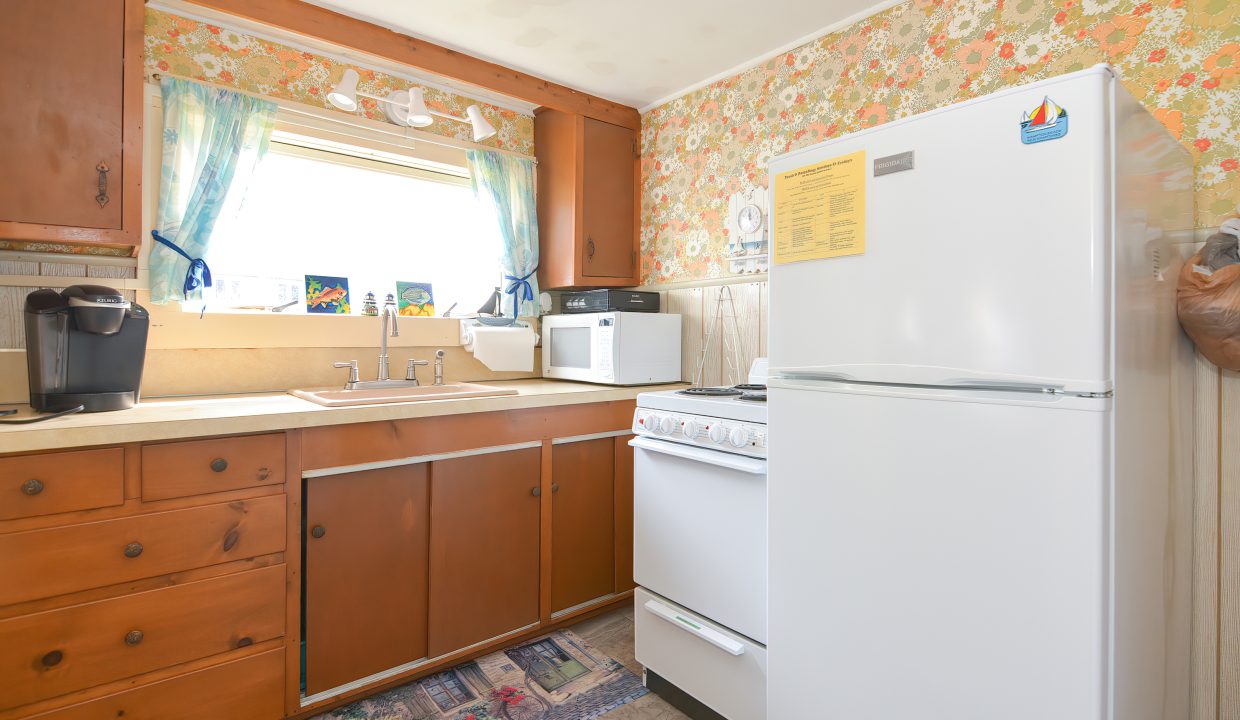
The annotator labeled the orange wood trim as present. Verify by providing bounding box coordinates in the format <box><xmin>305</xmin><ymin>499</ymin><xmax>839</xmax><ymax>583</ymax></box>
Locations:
<box><xmin>283</xmin><ymin>430</ymin><xmax>304</xmax><ymax>717</ymax></box>
<box><xmin>181</xmin><ymin>0</ymin><xmax>640</xmax><ymax>131</ymax></box>
<box><xmin>539</xmin><ymin>440</ymin><xmax>554</xmax><ymax>623</ymax></box>
<box><xmin>289</xmin><ymin>590</ymin><xmax>633</xmax><ymax>720</ymax></box>
<box><xmin>123</xmin><ymin>443</ymin><xmax>141</xmax><ymax>500</ymax></box>
<box><xmin>300</xmin><ymin>401</ymin><xmax>636</xmax><ymax>471</ymax></box>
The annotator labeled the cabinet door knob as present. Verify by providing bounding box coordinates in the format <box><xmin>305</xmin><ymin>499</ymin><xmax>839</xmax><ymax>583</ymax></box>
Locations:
<box><xmin>551</xmin><ymin>482</ymin><xmax>560</xmax><ymax>493</ymax></box>
<box><xmin>257</xmin><ymin>467</ymin><xmax>271</xmax><ymax>481</ymax></box>
<box><xmin>210</xmin><ymin>458</ymin><xmax>228</xmax><ymax>473</ymax></box>
<box><xmin>310</xmin><ymin>525</ymin><xmax>326</xmax><ymax>539</ymax></box>
<box><xmin>95</xmin><ymin>162</ymin><xmax>110</xmax><ymax>208</ymax></box>
<box><xmin>587</xmin><ymin>237</ymin><xmax>596</xmax><ymax>259</ymax></box>
<box><xmin>21</xmin><ymin>479</ymin><xmax>44</xmax><ymax>496</ymax></box>
<box><xmin>124</xmin><ymin>630</ymin><xmax>144</xmax><ymax>646</ymax></box>
<box><xmin>530</xmin><ymin>487</ymin><xmax>541</xmax><ymax>497</ymax></box>
<box><xmin>123</xmin><ymin>542</ymin><xmax>144</xmax><ymax>558</ymax></box>
<box><xmin>41</xmin><ymin>650</ymin><xmax>63</xmax><ymax>668</ymax></box>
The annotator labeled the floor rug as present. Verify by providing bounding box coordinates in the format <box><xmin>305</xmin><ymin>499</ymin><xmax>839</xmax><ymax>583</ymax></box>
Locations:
<box><xmin>314</xmin><ymin>629</ymin><xmax>649</xmax><ymax>720</ymax></box>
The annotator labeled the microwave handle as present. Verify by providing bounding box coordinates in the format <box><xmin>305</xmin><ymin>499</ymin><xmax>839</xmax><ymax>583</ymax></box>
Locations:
<box><xmin>629</xmin><ymin>436</ymin><xmax>765</xmax><ymax>474</ymax></box>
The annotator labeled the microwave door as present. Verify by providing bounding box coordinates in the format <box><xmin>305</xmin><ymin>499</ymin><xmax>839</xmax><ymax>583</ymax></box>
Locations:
<box><xmin>544</xmin><ymin>316</ymin><xmax>602</xmax><ymax>383</ymax></box>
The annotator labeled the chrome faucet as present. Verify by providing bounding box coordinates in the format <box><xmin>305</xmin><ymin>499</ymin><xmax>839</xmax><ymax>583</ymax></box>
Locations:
<box><xmin>377</xmin><ymin>295</ymin><xmax>398</xmax><ymax>382</ymax></box>
<box><xmin>434</xmin><ymin>349</ymin><xmax>445</xmax><ymax>386</ymax></box>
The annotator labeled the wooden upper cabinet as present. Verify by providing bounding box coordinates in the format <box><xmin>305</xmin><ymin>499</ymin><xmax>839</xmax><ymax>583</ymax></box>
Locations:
<box><xmin>0</xmin><ymin>0</ymin><xmax>143</xmax><ymax>250</ymax></box>
<box><xmin>428</xmin><ymin>447</ymin><xmax>541</xmax><ymax>657</ymax></box>
<box><xmin>550</xmin><ymin>438</ymin><xmax>616</xmax><ymax>613</ymax></box>
<box><xmin>304</xmin><ymin>466</ymin><xmax>430</xmax><ymax>696</ymax></box>
<box><xmin>536</xmin><ymin>108</ymin><xmax>639</xmax><ymax>289</ymax></box>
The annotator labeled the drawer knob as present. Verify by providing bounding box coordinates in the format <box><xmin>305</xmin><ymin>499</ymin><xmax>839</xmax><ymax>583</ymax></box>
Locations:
<box><xmin>210</xmin><ymin>458</ymin><xmax>229</xmax><ymax>473</ymax></box>
<box><xmin>552</xmin><ymin>482</ymin><xmax>560</xmax><ymax>493</ymax></box>
<box><xmin>41</xmin><ymin>650</ymin><xmax>63</xmax><ymax>668</ymax></box>
<box><xmin>257</xmin><ymin>467</ymin><xmax>271</xmax><ymax>481</ymax></box>
<box><xmin>21</xmin><ymin>479</ymin><xmax>44</xmax><ymax>496</ymax></box>
<box><xmin>530</xmin><ymin>487</ymin><xmax>541</xmax><ymax>497</ymax></box>
<box><xmin>123</xmin><ymin>542</ymin><xmax>143</xmax><ymax>558</ymax></box>
<box><xmin>124</xmin><ymin>630</ymin><xmax>144</xmax><ymax>646</ymax></box>
<box><xmin>223</xmin><ymin>529</ymin><xmax>240</xmax><ymax>552</ymax></box>
<box><xmin>236</xmin><ymin>636</ymin><xmax>253</xmax><ymax>648</ymax></box>
<box><xmin>310</xmin><ymin>525</ymin><xmax>326</xmax><ymax>539</ymax></box>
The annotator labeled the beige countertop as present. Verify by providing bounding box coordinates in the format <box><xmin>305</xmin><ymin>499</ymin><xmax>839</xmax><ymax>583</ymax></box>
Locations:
<box><xmin>0</xmin><ymin>380</ymin><xmax>685</xmax><ymax>454</ymax></box>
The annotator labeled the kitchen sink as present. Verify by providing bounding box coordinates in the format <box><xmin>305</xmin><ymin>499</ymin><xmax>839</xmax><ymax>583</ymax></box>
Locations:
<box><xmin>290</xmin><ymin>383</ymin><xmax>518</xmax><ymax>407</ymax></box>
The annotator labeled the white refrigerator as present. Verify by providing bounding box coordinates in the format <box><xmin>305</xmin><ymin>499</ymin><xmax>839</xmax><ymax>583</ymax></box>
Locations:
<box><xmin>766</xmin><ymin>65</ymin><xmax>1195</xmax><ymax>719</ymax></box>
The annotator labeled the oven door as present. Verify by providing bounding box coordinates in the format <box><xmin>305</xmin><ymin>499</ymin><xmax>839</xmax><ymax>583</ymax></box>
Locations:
<box><xmin>542</xmin><ymin>314</ymin><xmax>609</xmax><ymax>383</ymax></box>
<box><xmin>630</xmin><ymin>435</ymin><xmax>767</xmax><ymax>643</ymax></box>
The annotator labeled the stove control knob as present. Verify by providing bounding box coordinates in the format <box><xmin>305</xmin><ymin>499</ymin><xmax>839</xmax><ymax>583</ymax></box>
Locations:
<box><xmin>708</xmin><ymin>424</ymin><xmax>728</xmax><ymax>444</ymax></box>
<box><xmin>658</xmin><ymin>415</ymin><xmax>677</xmax><ymax>435</ymax></box>
<box><xmin>729</xmin><ymin>427</ymin><xmax>749</xmax><ymax>448</ymax></box>
<box><xmin>683</xmin><ymin>419</ymin><xmax>702</xmax><ymax>438</ymax></box>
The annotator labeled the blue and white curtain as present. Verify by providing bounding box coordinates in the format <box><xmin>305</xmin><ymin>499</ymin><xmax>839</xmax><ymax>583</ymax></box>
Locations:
<box><xmin>466</xmin><ymin>149</ymin><xmax>539</xmax><ymax>318</ymax></box>
<box><xmin>150</xmin><ymin>77</ymin><xmax>277</xmax><ymax>305</ymax></box>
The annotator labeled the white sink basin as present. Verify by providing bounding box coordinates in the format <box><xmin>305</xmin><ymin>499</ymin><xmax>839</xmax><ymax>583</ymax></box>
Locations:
<box><xmin>291</xmin><ymin>383</ymin><xmax>518</xmax><ymax>407</ymax></box>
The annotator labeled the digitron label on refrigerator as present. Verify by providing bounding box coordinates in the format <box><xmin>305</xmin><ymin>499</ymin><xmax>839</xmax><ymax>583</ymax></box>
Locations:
<box><xmin>773</xmin><ymin>150</ymin><xmax>866</xmax><ymax>264</ymax></box>
<box><xmin>873</xmin><ymin>151</ymin><xmax>914</xmax><ymax>176</ymax></box>
<box><xmin>1020</xmin><ymin>96</ymin><xmax>1069</xmax><ymax>144</ymax></box>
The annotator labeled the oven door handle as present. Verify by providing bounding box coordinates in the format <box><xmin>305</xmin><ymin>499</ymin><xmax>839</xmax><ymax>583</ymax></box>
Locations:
<box><xmin>643</xmin><ymin>599</ymin><xmax>746</xmax><ymax>656</ymax></box>
<box><xmin>629</xmin><ymin>436</ymin><xmax>766</xmax><ymax>474</ymax></box>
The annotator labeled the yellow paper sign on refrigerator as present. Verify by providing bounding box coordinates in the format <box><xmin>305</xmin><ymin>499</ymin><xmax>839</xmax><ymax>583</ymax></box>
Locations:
<box><xmin>773</xmin><ymin>150</ymin><xmax>866</xmax><ymax>263</ymax></box>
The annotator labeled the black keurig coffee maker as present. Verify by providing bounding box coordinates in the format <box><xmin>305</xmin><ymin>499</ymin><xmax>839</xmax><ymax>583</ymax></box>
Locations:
<box><xmin>24</xmin><ymin>285</ymin><xmax>149</xmax><ymax>412</ymax></box>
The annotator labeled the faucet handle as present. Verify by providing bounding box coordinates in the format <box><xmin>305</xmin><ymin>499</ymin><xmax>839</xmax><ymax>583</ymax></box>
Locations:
<box><xmin>333</xmin><ymin>360</ymin><xmax>360</xmax><ymax>387</ymax></box>
<box><xmin>406</xmin><ymin>358</ymin><xmax>430</xmax><ymax>383</ymax></box>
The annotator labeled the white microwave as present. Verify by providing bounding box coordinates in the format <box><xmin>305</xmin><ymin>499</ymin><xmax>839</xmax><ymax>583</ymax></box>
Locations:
<box><xmin>542</xmin><ymin>312</ymin><xmax>682</xmax><ymax>385</ymax></box>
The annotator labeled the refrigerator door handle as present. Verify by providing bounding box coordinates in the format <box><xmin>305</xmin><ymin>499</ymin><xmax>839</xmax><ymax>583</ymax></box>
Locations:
<box><xmin>629</xmin><ymin>436</ymin><xmax>766</xmax><ymax>474</ymax></box>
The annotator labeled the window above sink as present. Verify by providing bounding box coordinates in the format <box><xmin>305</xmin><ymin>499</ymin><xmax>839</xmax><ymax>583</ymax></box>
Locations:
<box><xmin>179</xmin><ymin>116</ymin><xmax>504</xmax><ymax>318</ymax></box>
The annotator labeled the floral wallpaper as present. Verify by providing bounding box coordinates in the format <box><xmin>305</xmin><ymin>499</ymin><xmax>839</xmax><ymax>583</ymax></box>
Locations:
<box><xmin>640</xmin><ymin>0</ymin><xmax>1239</xmax><ymax>284</ymax></box>
<box><xmin>143</xmin><ymin>9</ymin><xmax>535</xmax><ymax>155</ymax></box>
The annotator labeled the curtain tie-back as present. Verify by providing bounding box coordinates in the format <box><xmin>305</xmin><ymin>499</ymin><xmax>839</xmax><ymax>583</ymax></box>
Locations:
<box><xmin>151</xmin><ymin>230</ymin><xmax>213</xmax><ymax>298</ymax></box>
<box><xmin>505</xmin><ymin>268</ymin><xmax>537</xmax><ymax>315</ymax></box>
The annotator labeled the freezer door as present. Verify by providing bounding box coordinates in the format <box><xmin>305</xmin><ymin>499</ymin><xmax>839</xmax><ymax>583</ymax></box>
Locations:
<box><xmin>768</xmin><ymin>382</ymin><xmax>1109</xmax><ymax>719</ymax></box>
<box><xmin>769</xmin><ymin>68</ymin><xmax>1112</xmax><ymax>391</ymax></box>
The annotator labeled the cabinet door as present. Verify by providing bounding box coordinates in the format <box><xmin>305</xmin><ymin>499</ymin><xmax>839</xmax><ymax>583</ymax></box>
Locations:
<box><xmin>304</xmin><ymin>466</ymin><xmax>429</xmax><ymax>696</ymax></box>
<box><xmin>0</xmin><ymin>0</ymin><xmax>125</xmax><ymax>229</ymax></box>
<box><xmin>428</xmin><ymin>447</ymin><xmax>541</xmax><ymax>657</ymax></box>
<box><xmin>581</xmin><ymin>117</ymin><xmax>636</xmax><ymax>280</ymax></box>
<box><xmin>551</xmin><ymin>438</ymin><xmax>616</xmax><ymax>613</ymax></box>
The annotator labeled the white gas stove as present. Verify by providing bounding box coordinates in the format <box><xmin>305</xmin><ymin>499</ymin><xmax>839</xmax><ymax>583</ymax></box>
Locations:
<box><xmin>630</xmin><ymin>361</ymin><xmax>768</xmax><ymax>720</ymax></box>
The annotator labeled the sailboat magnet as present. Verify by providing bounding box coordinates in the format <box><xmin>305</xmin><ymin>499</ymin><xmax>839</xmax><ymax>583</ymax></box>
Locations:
<box><xmin>1020</xmin><ymin>96</ymin><xmax>1069</xmax><ymax>145</ymax></box>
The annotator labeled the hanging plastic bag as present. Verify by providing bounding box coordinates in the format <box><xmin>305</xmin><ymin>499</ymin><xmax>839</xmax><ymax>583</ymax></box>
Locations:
<box><xmin>1178</xmin><ymin>219</ymin><xmax>1240</xmax><ymax>370</ymax></box>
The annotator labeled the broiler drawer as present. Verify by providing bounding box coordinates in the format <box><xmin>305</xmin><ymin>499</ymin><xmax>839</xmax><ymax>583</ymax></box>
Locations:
<box><xmin>0</xmin><ymin>565</ymin><xmax>285</xmax><ymax>711</ymax></box>
<box><xmin>0</xmin><ymin>495</ymin><xmax>286</xmax><ymax>606</ymax></box>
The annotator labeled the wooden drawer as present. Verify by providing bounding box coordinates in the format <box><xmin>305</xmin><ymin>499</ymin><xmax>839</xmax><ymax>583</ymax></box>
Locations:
<box><xmin>0</xmin><ymin>494</ymin><xmax>286</xmax><ymax>606</ymax></box>
<box><xmin>143</xmin><ymin>434</ymin><xmax>285</xmax><ymax>502</ymax></box>
<box><xmin>25</xmin><ymin>647</ymin><xmax>284</xmax><ymax>720</ymax></box>
<box><xmin>0</xmin><ymin>449</ymin><xmax>124</xmax><ymax>521</ymax></box>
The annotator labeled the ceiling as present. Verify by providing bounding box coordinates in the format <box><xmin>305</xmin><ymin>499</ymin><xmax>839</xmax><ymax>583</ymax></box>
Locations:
<box><xmin>302</xmin><ymin>0</ymin><xmax>888</xmax><ymax>110</ymax></box>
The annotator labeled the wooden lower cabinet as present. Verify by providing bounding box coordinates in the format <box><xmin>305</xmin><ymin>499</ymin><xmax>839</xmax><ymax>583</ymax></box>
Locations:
<box><xmin>27</xmin><ymin>648</ymin><xmax>285</xmax><ymax>720</ymax></box>
<box><xmin>304</xmin><ymin>466</ymin><xmax>430</xmax><ymax>696</ymax></box>
<box><xmin>427</xmin><ymin>447</ymin><xmax>541</xmax><ymax>657</ymax></box>
<box><xmin>550</xmin><ymin>438</ymin><xmax>616</xmax><ymax>613</ymax></box>
<box><xmin>1</xmin><ymin>565</ymin><xmax>284</xmax><ymax>710</ymax></box>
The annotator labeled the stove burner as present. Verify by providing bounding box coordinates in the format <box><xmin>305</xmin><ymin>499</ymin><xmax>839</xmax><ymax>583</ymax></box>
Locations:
<box><xmin>732</xmin><ymin>383</ymin><xmax>767</xmax><ymax>392</ymax></box>
<box><xmin>737</xmin><ymin>393</ymin><xmax>767</xmax><ymax>402</ymax></box>
<box><xmin>678</xmin><ymin>387</ymin><xmax>744</xmax><ymax>397</ymax></box>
